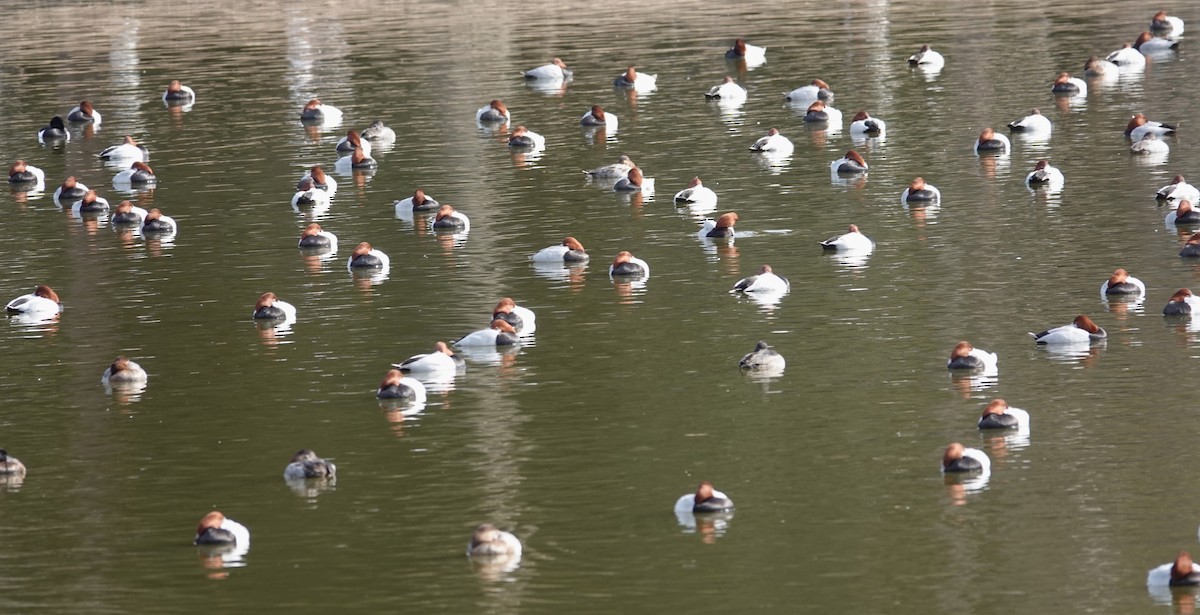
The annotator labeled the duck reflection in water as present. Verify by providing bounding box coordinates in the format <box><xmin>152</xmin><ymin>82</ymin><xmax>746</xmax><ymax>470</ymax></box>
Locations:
<box><xmin>380</xmin><ymin>397</ymin><xmax>426</xmax><ymax>439</ymax></box>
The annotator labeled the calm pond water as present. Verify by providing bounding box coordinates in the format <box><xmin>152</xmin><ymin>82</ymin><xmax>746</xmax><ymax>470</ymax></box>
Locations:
<box><xmin>2</xmin><ymin>0</ymin><xmax>1200</xmax><ymax>612</ymax></box>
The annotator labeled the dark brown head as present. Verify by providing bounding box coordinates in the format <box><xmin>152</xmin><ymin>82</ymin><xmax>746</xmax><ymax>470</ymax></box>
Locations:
<box><xmin>255</xmin><ymin>292</ymin><xmax>279</xmax><ymax>310</ymax></box>
<box><xmin>942</xmin><ymin>443</ymin><xmax>965</xmax><ymax>468</ymax></box>
<box><xmin>1173</xmin><ymin>551</ymin><xmax>1196</xmax><ymax>582</ymax></box>
<box><xmin>950</xmin><ymin>341</ymin><xmax>973</xmax><ymax>360</ymax></box>
<box><xmin>981</xmin><ymin>399</ymin><xmax>1008</xmax><ymax>418</ymax></box>
<box><xmin>493</xmin><ymin>297</ymin><xmax>516</xmax><ymax>314</ymax></box>
<box><xmin>1072</xmin><ymin>315</ymin><xmax>1100</xmax><ymax>334</ymax></box>
<box><xmin>33</xmin><ymin>285</ymin><xmax>59</xmax><ymax>303</ymax></box>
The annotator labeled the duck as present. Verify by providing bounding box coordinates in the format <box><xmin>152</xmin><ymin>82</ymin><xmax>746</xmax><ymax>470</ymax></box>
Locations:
<box><xmin>1182</xmin><ymin>233</ymin><xmax>1200</xmax><ymax>259</ymax></box>
<box><xmin>739</xmin><ymin>341</ymin><xmax>785</xmax><ymax>371</ymax></box>
<box><xmin>531</xmin><ymin>237</ymin><xmax>589</xmax><ymax>263</ymax></box>
<box><xmin>37</xmin><ymin>116</ymin><xmax>69</xmax><ymax>143</ymax></box>
<box><xmin>946</xmin><ymin>341</ymin><xmax>997</xmax><ymax>372</ymax></box>
<box><xmin>335</xmin><ymin>129</ymin><xmax>371</xmax><ymax>156</ymax></box>
<box><xmin>732</xmin><ymin>264</ymin><xmax>789</xmax><ymax>293</ymax></box>
<box><xmin>395</xmin><ymin>188</ymin><xmax>439</xmax><ymax>214</ymax></box>
<box><xmin>1131</xmin><ymin>133</ymin><xmax>1169</xmax><ymax>155</ymax></box>
<box><xmin>162</xmin><ymin>80</ymin><xmax>196</xmax><ymax>103</ymax></box>
<box><xmin>394</xmin><ymin>341</ymin><xmax>465</xmax><ymax>373</ymax></box>
<box><xmin>973</xmin><ymin>128</ymin><xmax>1010</xmax><ymax>154</ymax></box>
<box><xmin>699</xmin><ymin>212</ymin><xmax>738</xmax><ymax>238</ymax></box>
<box><xmin>849</xmin><ymin>111</ymin><xmax>886</xmax><ymax>137</ymax></box>
<box><xmin>53</xmin><ymin>176</ymin><xmax>88</xmax><ymax>202</ymax></box>
<box><xmin>674</xmin><ymin>482</ymin><xmax>734</xmax><ymax>514</ymax></box>
<box><xmin>283</xmin><ymin>449</ymin><xmax>336</xmax><ymax>480</ymax></box>
<box><xmin>802</xmin><ymin>100</ymin><xmax>843</xmax><ymax>126</ymax></box>
<box><xmin>1051</xmin><ymin>72</ymin><xmax>1087</xmax><ymax>95</ymax></box>
<box><xmin>1134</xmin><ymin>31</ymin><xmax>1179</xmax><ymax>54</ymax></box>
<box><xmin>75</xmin><ymin>190</ymin><xmax>110</xmax><ymax>212</ymax></box>
<box><xmin>1105</xmin><ymin>42</ymin><xmax>1146</xmax><ymax>68</ymax></box>
<box><xmin>298</xmin><ymin>223</ymin><xmax>337</xmax><ymax>250</ymax></box>
<box><xmin>66</xmin><ymin>101</ymin><xmax>101</xmax><ymax>125</ymax></box>
<box><xmin>299</xmin><ymin>98</ymin><xmax>342</xmax><ymax>123</ymax></box>
<box><xmin>455</xmin><ymin>319</ymin><xmax>519</xmax><ymax>346</ymax></box>
<box><xmin>102</xmin><ymin>356</ymin><xmax>148</xmax><ymax>385</ymax></box>
<box><xmin>111</xmin><ymin>200</ymin><xmax>148</xmax><ymax>225</ymax></box>
<box><xmin>376</xmin><ymin>369</ymin><xmax>428</xmax><ymax>401</ymax></box>
<box><xmin>6</xmin><ymin>284</ymin><xmax>61</xmax><ymax>314</ymax></box>
<box><xmin>977</xmin><ymin>399</ymin><xmax>1030</xmax><ymax>432</ymax></box>
<box><xmin>579</xmin><ymin>105</ymin><xmax>618</xmax><ymax>130</ymax></box>
<box><xmin>612</xmin><ymin>66</ymin><xmax>657</xmax><ymax>93</ymax></box>
<box><xmin>1083</xmin><ymin>55</ymin><xmax>1120</xmax><ymax>81</ymax></box>
<box><xmin>583</xmin><ymin>155</ymin><xmax>635</xmax><ymax>179</ymax></box>
<box><xmin>748</xmin><ymin>128</ymin><xmax>794</xmax><ymax>155</ymax></box>
<box><xmin>300</xmin><ymin>165</ymin><xmax>337</xmax><ymax>197</ymax></box>
<box><xmin>523</xmin><ymin>57</ymin><xmax>572</xmax><ymax>80</ymax></box>
<box><xmin>907</xmin><ymin>44</ymin><xmax>945</xmax><ymax>70</ymax></box>
<box><xmin>783</xmin><ymin>78</ymin><xmax>834</xmax><ymax>104</ymax></box>
<box><xmin>1125</xmin><ymin>113</ymin><xmax>1176</xmax><ymax>141</ymax></box>
<box><xmin>612</xmin><ymin>167</ymin><xmax>653</xmax><ymax>193</ymax></box>
<box><xmin>1168</xmin><ymin>201</ymin><xmax>1200</xmax><ymax>225</ymax></box>
<box><xmin>609</xmin><ymin>251</ymin><xmax>650</xmax><ymax>277</ymax></box>
<box><xmin>704</xmin><ymin>76</ymin><xmax>747</xmax><ymax>102</ymax></box>
<box><xmin>0</xmin><ymin>449</ymin><xmax>26</xmax><ymax>478</ymax></box>
<box><xmin>725</xmin><ymin>38</ymin><xmax>766</xmax><ymax>63</ymax></box>
<box><xmin>819</xmin><ymin>224</ymin><xmax>873</xmax><ymax>252</ymax></box>
<box><xmin>8</xmin><ymin>160</ymin><xmax>44</xmax><ymax>187</ymax></box>
<box><xmin>475</xmin><ymin>99</ymin><xmax>510</xmax><ymax>123</ymax></box>
<box><xmin>901</xmin><ymin>177</ymin><xmax>941</xmax><ymax>203</ymax></box>
<box><xmin>492</xmin><ymin>297</ymin><xmax>536</xmax><ymax>334</ymax></box>
<box><xmin>291</xmin><ymin>177</ymin><xmax>331</xmax><ymax>207</ymax></box>
<box><xmin>252</xmin><ymin>292</ymin><xmax>296</xmax><ymax>321</ymax></box>
<box><xmin>194</xmin><ymin>512</ymin><xmax>250</xmax><ymax>547</ymax></box>
<box><xmin>467</xmin><ymin>523</ymin><xmax>522</xmax><ymax>557</ymax></box>
<box><xmin>335</xmin><ymin>146</ymin><xmax>377</xmax><ymax>171</ymax></box>
<box><xmin>673</xmin><ymin>177</ymin><xmax>718</xmax><ymax>206</ymax></box>
<box><xmin>830</xmin><ymin>150</ymin><xmax>868</xmax><ymax>174</ymax></box>
<box><xmin>1150</xmin><ymin>10</ymin><xmax>1185</xmax><ymax>36</ymax></box>
<box><xmin>359</xmin><ymin>120</ymin><xmax>396</xmax><ymax>142</ymax></box>
<box><xmin>507</xmin><ymin>125</ymin><xmax>545</xmax><ymax>150</ymax></box>
<box><xmin>941</xmin><ymin>442</ymin><xmax>990</xmax><ymax>474</ymax></box>
<box><xmin>1007</xmin><ymin>109</ymin><xmax>1052</xmax><ymax>134</ymax></box>
<box><xmin>72</xmin><ymin>190</ymin><xmax>110</xmax><ymax>213</ymax></box>
<box><xmin>1025</xmin><ymin>160</ymin><xmax>1064</xmax><ymax>187</ymax></box>
<box><xmin>431</xmin><ymin>204</ymin><xmax>470</xmax><ymax>232</ymax></box>
<box><xmin>113</xmin><ymin>161</ymin><xmax>156</xmax><ymax>184</ymax></box>
<box><xmin>347</xmin><ymin>242</ymin><xmax>389</xmax><ymax>269</ymax></box>
<box><xmin>1029</xmin><ymin>315</ymin><xmax>1106</xmax><ymax>344</ymax></box>
<box><xmin>1147</xmin><ymin>552</ymin><xmax>1200</xmax><ymax>587</ymax></box>
<box><xmin>141</xmin><ymin>208</ymin><xmax>177</xmax><ymax>235</ymax></box>
<box><xmin>1157</xmin><ymin>176</ymin><xmax>1200</xmax><ymax>205</ymax></box>
<box><xmin>1100</xmin><ymin>268</ymin><xmax>1146</xmax><ymax>299</ymax></box>
<box><xmin>1163</xmin><ymin>289</ymin><xmax>1200</xmax><ymax>315</ymax></box>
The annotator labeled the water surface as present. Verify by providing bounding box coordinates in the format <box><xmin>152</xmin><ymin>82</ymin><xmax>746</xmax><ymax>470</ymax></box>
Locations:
<box><xmin>2</xmin><ymin>1</ymin><xmax>1199</xmax><ymax>613</ymax></box>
